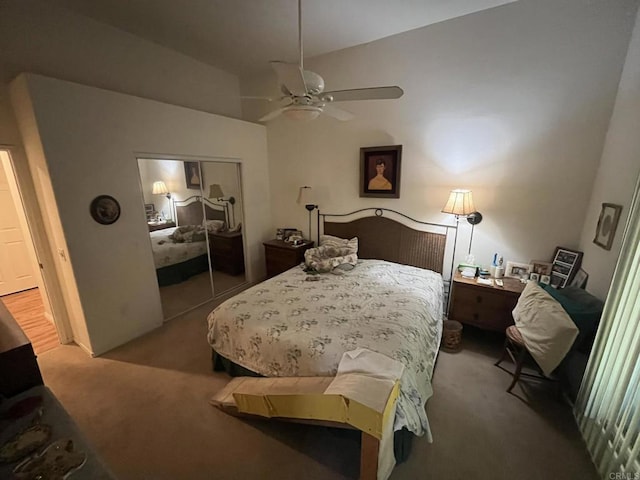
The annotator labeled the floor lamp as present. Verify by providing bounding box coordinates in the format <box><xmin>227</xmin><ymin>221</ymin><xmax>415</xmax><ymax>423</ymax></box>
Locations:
<box><xmin>297</xmin><ymin>186</ymin><xmax>317</xmax><ymax>241</ymax></box>
<box><xmin>208</xmin><ymin>184</ymin><xmax>236</xmax><ymax>229</ymax></box>
<box><xmin>152</xmin><ymin>180</ymin><xmax>173</xmax><ymax>221</ymax></box>
<box><xmin>442</xmin><ymin>189</ymin><xmax>482</xmax><ymax>307</ymax></box>
<box><xmin>442</xmin><ymin>189</ymin><xmax>482</xmax><ymax>262</ymax></box>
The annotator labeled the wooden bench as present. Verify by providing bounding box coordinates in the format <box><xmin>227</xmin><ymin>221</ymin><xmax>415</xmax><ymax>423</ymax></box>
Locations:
<box><xmin>211</xmin><ymin>375</ymin><xmax>399</xmax><ymax>480</ymax></box>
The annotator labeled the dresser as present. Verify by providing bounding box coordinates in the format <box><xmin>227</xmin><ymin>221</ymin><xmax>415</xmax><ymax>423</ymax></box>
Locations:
<box><xmin>263</xmin><ymin>239</ymin><xmax>314</xmax><ymax>278</ymax></box>
<box><xmin>0</xmin><ymin>300</ymin><xmax>43</xmax><ymax>398</ymax></box>
<box><xmin>448</xmin><ymin>272</ymin><xmax>525</xmax><ymax>332</ymax></box>
<box><xmin>210</xmin><ymin>231</ymin><xmax>245</xmax><ymax>275</ymax></box>
<box><xmin>147</xmin><ymin>220</ymin><xmax>176</xmax><ymax>232</ymax></box>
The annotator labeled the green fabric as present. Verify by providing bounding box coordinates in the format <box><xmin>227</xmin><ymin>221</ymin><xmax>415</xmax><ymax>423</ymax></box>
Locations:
<box><xmin>541</xmin><ymin>284</ymin><xmax>604</xmax><ymax>353</ymax></box>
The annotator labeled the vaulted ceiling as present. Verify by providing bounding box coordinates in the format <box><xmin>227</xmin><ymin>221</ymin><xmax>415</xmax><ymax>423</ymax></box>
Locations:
<box><xmin>53</xmin><ymin>0</ymin><xmax>519</xmax><ymax>75</ymax></box>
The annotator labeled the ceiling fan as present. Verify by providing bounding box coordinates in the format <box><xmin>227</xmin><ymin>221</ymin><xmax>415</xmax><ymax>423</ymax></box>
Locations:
<box><xmin>252</xmin><ymin>0</ymin><xmax>404</xmax><ymax>122</ymax></box>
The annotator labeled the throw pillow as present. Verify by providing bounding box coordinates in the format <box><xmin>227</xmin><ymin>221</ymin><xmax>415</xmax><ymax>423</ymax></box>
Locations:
<box><xmin>512</xmin><ymin>281</ymin><xmax>579</xmax><ymax>376</ymax></box>
<box><xmin>319</xmin><ymin>235</ymin><xmax>358</xmax><ymax>255</ymax></box>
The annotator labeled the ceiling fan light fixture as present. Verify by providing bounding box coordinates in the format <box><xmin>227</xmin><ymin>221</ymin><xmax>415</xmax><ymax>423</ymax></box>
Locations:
<box><xmin>283</xmin><ymin>105</ymin><xmax>322</xmax><ymax>121</ymax></box>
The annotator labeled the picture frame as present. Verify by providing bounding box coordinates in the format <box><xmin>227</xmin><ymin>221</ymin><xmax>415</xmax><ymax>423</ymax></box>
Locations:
<box><xmin>282</xmin><ymin>228</ymin><xmax>297</xmax><ymax>241</ymax></box>
<box><xmin>359</xmin><ymin>145</ymin><xmax>402</xmax><ymax>199</ymax></box>
<box><xmin>505</xmin><ymin>261</ymin><xmax>533</xmax><ymax>279</ymax></box>
<box><xmin>530</xmin><ymin>260</ymin><xmax>553</xmax><ymax>276</ymax></box>
<box><xmin>593</xmin><ymin>203</ymin><xmax>623</xmax><ymax>251</ymax></box>
<box><xmin>144</xmin><ymin>203</ymin><xmax>155</xmax><ymax>221</ymax></box>
<box><xmin>540</xmin><ymin>275</ymin><xmax>551</xmax><ymax>285</ymax></box>
<box><xmin>90</xmin><ymin>195</ymin><xmax>121</xmax><ymax>225</ymax></box>
<box><xmin>550</xmin><ymin>246</ymin><xmax>583</xmax><ymax>288</ymax></box>
<box><xmin>529</xmin><ymin>273</ymin><xmax>540</xmax><ymax>282</ymax></box>
<box><xmin>569</xmin><ymin>268</ymin><xmax>589</xmax><ymax>289</ymax></box>
<box><xmin>184</xmin><ymin>161</ymin><xmax>202</xmax><ymax>190</ymax></box>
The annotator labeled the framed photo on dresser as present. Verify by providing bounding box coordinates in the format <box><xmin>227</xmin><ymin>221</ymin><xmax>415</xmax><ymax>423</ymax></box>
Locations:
<box><xmin>550</xmin><ymin>247</ymin><xmax>583</xmax><ymax>288</ymax></box>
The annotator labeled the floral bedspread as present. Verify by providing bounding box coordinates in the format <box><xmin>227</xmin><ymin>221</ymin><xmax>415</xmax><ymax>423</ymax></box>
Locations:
<box><xmin>207</xmin><ymin>259</ymin><xmax>444</xmax><ymax>437</ymax></box>
<box><xmin>149</xmin><ymin>227</ymin><xmax>207</xmax><ymax>268</ymax></box>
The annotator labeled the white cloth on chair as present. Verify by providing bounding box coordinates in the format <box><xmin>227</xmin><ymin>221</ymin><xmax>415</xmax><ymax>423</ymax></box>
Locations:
<box><xmin>512</xmin><ymin>282</ymin><xmax>579</xmax><ymax>376</ymax></box>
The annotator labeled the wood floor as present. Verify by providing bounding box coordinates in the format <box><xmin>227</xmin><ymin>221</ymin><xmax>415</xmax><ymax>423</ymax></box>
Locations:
<box><xmin>1</xmin><ymin>287</ymin><xmax>59</xmax><ymax>355</ymax></box>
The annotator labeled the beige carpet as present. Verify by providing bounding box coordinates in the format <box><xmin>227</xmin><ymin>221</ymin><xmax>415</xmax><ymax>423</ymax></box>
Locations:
<box><xmin>37</xmin><ymin>306</ymin><xmax>598</xmax><ymax>480</ymax></box>
<box><xmin>160</xmin><ymin>270</ymin><xmax>246</xmax><ymax>319</ymax></box>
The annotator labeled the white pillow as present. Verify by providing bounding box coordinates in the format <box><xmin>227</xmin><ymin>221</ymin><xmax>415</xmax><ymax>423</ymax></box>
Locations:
<box><xmin>204</xmin><ymin>219</ymin><xmax>225</xmax><ymax>233</ymax></box>
<box><xmin>512</xmin><ymin>281</ymin><xmax>579</xmax><ymax>376</ymax></box>
<box><xmin>319</xmin><ymin>235</ymin><xmax>358</xmax><ymax>255</ymax></box>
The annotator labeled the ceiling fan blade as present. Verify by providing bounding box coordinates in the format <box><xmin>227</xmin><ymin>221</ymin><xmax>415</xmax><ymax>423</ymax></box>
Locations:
<box><xmin>323</xmin><ymin>86</ymin><xmax>404</xmax><ymax>102</ymax></box>
<box><xmin>240</xmin><ymin>95</ymin><xmax>276</xmax><ymax>102</ymax></box>
<box><xmin>271</xmin><ymin>61</ymin><xmax>307</xmax><ymax>97</ymax></box>
<box><xmin>321</xmin><ymin>104</ymin><xmax>354</xmax><ymax>121</ymax></box>
<box><xmin>259</xmin><ymin>108</ymin><xmax>286</xmax><ymax>122</ymax></box>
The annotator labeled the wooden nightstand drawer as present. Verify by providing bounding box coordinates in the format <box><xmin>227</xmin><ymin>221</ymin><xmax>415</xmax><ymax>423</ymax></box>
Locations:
<box><xmin>209</xmin><ymin>232</ymin><xmax>244</xmax><ymax>275</ymax></box>
<box><xmin>448</xmin><ymin>272</ymin><xmax>524</xmax><ymax>332</ymax></box>
<box><xmin>263</xmin><ymin>239</ymin><xmax>314</xmax><ymax>278</ymax></box>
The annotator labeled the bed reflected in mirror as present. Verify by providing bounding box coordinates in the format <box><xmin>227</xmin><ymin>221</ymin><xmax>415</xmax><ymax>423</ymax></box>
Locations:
<box><xmin>137</xmin><ymin>158</ymin><xmax>246</xmax><ymax>321</ymax></box>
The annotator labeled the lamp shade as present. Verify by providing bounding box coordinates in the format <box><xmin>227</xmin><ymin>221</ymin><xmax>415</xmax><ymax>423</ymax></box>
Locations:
<box><xmin>441</xmin><ymin>189</ymin><xmax>476</xmax><ymax>216</ymax></box>
<box><xmin>208</xmin><ymin>184</ymin><xmax>224</xmax><ymax>199</ymax></box>
<box><xmin>152</xmin><ymin>181</ymin><xmax>168</xmax><ymax>195</ymax></box>
<box><xmin>297</xmin><ymin>186</ymin><xmax>315</xmax><ymax>205</ymax></box>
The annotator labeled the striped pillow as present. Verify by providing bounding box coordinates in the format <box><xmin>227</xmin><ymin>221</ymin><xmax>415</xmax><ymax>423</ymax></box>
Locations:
<box><xmin>319</xmin><ymin>235</ymin><xmax>358</xmax><ymax>255</ymax></box>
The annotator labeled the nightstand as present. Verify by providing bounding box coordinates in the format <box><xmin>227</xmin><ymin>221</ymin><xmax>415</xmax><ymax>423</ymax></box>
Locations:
<box><xmin>148</xmin><ymin>221</ymin><xmax>176</xmax><ymax>232</ymax></box>
<box><xmin>448</xmin><ymin>272</ymin><xmax>525</xmax><ymax>332</ymax></box>
<box><xmin>210</xmin><ymin>231</ymin><xmax>245</xmax><ymax>275</ymax></box>
<box><xmin>263</xmin><ymin>239</ymin><xmax>314</xmax><ymax>278</ymax></box>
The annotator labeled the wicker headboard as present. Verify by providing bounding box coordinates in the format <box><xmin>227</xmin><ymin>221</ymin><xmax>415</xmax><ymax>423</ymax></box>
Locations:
<box><xmin>175</xmin><ymin>197</ymin><xmax>226</xmax><ymax>227</ymax></box>
<box><xmin>321</xmin><ymin>209</ymin><xmax>451</xmax><ymax>274</ymax></box>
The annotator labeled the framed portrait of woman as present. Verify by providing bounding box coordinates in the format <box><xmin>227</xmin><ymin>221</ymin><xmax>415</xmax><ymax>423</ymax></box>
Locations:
<box><xmin>184</xmin><ymin>161</ymin><xmax>202</xmax><ymax>190</ymax></box>
<box><xmin>359</xmin><ymin>145</ymin><xmax>402</xmax><ymax>198</ymax></box>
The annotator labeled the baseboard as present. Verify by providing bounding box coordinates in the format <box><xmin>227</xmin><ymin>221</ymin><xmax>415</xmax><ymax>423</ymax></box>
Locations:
<box><xmin>44</xmin><ymin>312</ymin><xmax>54</xmax><ymax>324</ymax></box>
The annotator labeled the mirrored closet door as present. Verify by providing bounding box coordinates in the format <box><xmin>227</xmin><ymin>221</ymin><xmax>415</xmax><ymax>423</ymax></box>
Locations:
<box><xmin>137</xmin><ymin>158</ymin><xmax>245</xmax><ymax>320</ymax></box>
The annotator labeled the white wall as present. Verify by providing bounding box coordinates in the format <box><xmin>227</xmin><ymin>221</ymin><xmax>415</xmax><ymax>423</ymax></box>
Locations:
<box><xmin>0</xmin><ymin>0</ymin><xmax>241</xmax><ymax>121</ymax></box>
<box><xmin>11</xmin><ymin>74</ymin><xmax>270</xmax><ymax>356</ymax></box>
<box><xmin>0</xmin><ymin>0</ymin><xmax>246</xmax><ymax>352</ymax></box>
<box><xmin>242</xmin><ymin>0</ymin><xmax>638</xmax><ymax>278</ymax></box>
<box><xmin>578</xmin><ymin>7</ymin><xmax>640</xmax><ymax>300</ymax></box>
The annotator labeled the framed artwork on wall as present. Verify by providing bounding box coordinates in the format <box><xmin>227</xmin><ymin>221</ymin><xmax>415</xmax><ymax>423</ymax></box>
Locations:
<box><xmin>90</xmin><ymin>195</ymin><xmax>121</xmax><ymax>225</ymax></box>
<box><xmin>184</xmin><ymin>161</ymin><xmax>202</xmax><ymax>190</ymax></box>
<box><xmin>593</xmin><ymin>203</ymin><xmax>623</xmax><ymax>251</ymax></box>
<box><xmin>359</xmin><ymin>145</ymin><xmax>402</xmax><ymax>198</ymax></box>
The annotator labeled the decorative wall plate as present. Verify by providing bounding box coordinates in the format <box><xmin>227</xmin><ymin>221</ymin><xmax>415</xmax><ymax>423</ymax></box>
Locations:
<box><xmin>0</xmin><ymin>424</ymin><xmax>51</xmax><ymax>464</ymax></box>
<box><xmin>90</xmin><ymin>195</ymin><xmax>121</xmax><ymax>225</ymax></box>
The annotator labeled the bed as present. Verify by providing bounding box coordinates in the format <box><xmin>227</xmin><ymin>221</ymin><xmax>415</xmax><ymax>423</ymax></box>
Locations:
<box><xmin>152</xmin><ymin>196</ymin><xmax>227</xmax><ymax>286</ymax></box>
<box><xmin>207</xmin><ymin>208</ymin><xmax>456</xmax><ymax>456</ymax></box>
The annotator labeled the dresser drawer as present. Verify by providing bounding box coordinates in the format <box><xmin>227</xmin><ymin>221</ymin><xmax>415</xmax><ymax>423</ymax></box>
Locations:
<box><xmin>449</xmin><ymin>275</ymin><xmax>522</xmax><ymax>332</ymax></box>
<box><xmin>213</xmin><ymin>236</ymin><xmax>234</xmax><ymax>253</ymax></box>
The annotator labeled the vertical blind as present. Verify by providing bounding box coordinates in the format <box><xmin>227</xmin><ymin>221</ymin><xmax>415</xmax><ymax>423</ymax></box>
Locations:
<box><xmin>575</xmin><ymin>175</ymin><xmax>640</xmax><ymax>476</ymax></box>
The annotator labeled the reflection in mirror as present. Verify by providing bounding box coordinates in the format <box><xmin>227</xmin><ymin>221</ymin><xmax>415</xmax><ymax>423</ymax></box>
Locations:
<box><xmin>200</xmin><ymin>162</ymin><xmax>245</xmax><ymax>297</ymax></box>
<box><xmin>137</xmin><ymin>158</ymin><xmax>246</xmax><ymax>321</ymax></box>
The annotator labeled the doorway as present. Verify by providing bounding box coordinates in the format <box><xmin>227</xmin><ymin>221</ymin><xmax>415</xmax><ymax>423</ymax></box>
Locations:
<box><xmin>0</xmin><ymin>149</ymin><xmax>60</xmax><ymax>354</ymax></box>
